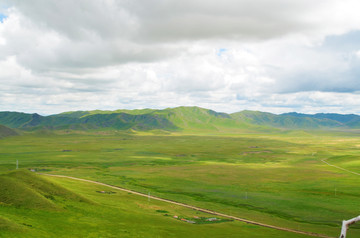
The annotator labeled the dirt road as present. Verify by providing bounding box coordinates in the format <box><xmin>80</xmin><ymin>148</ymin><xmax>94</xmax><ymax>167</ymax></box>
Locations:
<box><xmin>41</xmin><ymin>173</ymin><xmax>334</xmax><ymax>238</ymax></box>
<box><xmin>321</xmin><ymin>158</ymin><xmax>360</xmax><ymax>176</ymax></box>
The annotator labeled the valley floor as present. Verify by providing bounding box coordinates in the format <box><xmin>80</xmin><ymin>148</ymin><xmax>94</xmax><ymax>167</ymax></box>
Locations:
<box><xmin>42</xmin><ymin>173</ymin><xmax>331</xmax><ymax>237</ymax></box>
<box><xmin>1</xmin><ymin>130</ymin><xmax>360</xmax><ymax>237</ymax></box>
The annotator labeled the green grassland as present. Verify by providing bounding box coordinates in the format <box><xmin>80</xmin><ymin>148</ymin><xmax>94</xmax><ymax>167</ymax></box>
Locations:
<box><xmin>1</xmin><ymin>170</ymin><xmax>308</xmax><ymax>238</ymax></box>
<box><xmin>1</xmin><ymin>129</ymin><xmax>360</xmax><ymax>237</ymax></box>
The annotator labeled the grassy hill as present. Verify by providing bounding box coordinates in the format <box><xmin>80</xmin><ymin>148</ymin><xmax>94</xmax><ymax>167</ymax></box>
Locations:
<box><xmin>57</xmin><ymin>108</ymin><xmax>156</xmax><ymax>118</ymax></box>
<box><xmin>231</xmin><ymin>110</ymin><xmax>355</xmax><ymax>129</ymax></box>
<box><xmin>0</xmin><ymin>112</ymin><xmax>34</xmax><ymax>128</ymax></box>
<box><xmin>0</xmin><ymin>107</ymin><xmax>260</xmax><ymax>133</ymax></box>
<box><xmin>282</xmin><ymin>112</ymin><xmax>360</xmax><ymax>123</ymax></box>
<box><xmin>0</xmin><ymin>125</ymin><xmax>18</xmax><ymax>138</ymax></box>
<box><xmin>0</xmin><ymin>111</ymin><xmax>178</xmax><ymax>131</ymax></box>
<box><xmin>1</xmin><ymin>107</ymin><xmax>360</xmax><ymax>132</ymax></box>
<box><xmin>0</xmin><ymin>170</ymin><xmax>89</xmax><ymax>210</ymax></box>
<box><xmin>150</xmin><ymin>107</ymin><xmax>264</xmax><ymax>133</ymax></box>
<box><xmin>52</xmin><ymin>106</ymin><xmax>259</xmax><ymax>132</ymax></box>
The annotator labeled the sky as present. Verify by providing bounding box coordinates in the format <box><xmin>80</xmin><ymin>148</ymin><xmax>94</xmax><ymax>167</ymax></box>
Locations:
<box><xmin>1</xmin><ymin>0</ymin><xmax>360</xmax><ymax>115</ymax></box>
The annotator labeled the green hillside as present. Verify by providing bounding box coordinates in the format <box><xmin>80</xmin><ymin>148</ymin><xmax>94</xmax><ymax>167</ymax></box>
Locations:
<box><xmin>0</xmin><ymin>112</ymin><xmax>178</xmax><ymax>131</ymax></box>
<box><xmin>1</xmin><ymin>107</ymin><xmax>360</xmax><ymax>132</ymax></box>
<box><xmin>0</xmin><ymin>107</ymin><xmax>261</xmax><ymax>133</ymax></box>
<box><xmin>282</xmin><ymin>112</ymin><xmax>360</xmax><ymax>124</ymax></box>
<box><xmin>0</xmin><ymin>170</ymin><xmax>89</xmax><ymax>210</ymax></box>
<box><xmin>56</xmin><ymin>108</ymin><xmax>156</xmax><ymax>118</ymax></box>
<box><xmin>0</xmin><ymin>112</ymin><xmax>34</xmax><ymax>128</ymax></box>
<box><xmin>54</xmin><ymin>106</ymin><xmax>252</xmax><ymax>132</ymax></box>
<box><xmin>151</xmin><ymin>106</ymin><xmax>259</xmax><ymax>132</ymax></box>
<box><xmin>0</xmin><ymin>125</ymin><xmax>18</xmax><ymax>138</ymax></box>
<box><xmin>231</xmin><ymin>110</ymin><xmax>346</xmax><ymax>129</ymax></box>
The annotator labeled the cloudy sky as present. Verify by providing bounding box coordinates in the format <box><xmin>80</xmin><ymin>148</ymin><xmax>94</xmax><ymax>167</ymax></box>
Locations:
<box><xmin>1</xmin><ymin>0</ymin><xmax>360</xmax><ymax>115</ymax></box>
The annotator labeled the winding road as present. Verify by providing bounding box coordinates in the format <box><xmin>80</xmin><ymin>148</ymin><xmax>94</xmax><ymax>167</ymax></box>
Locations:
<box><xmin>40</xmin><ymin>173</ymin><xmax>334</xmax><ymax>238</ymax></box>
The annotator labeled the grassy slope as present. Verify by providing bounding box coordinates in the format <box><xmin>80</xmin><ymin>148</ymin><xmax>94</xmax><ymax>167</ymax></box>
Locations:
<box><xmin>0</xmin><ymin>112</ymin><xmax>34</xmax><ymax>128</ymax></box>
<box><xmin>231</xmin><ymin>110</ymin><xmax>344</xmax><ymax>129</ymax></box>
<box><xmin>0</xmin><ymin>170</ymin><xmax>89</xmax><ymax>209</ymax></box>
<box><xmin>56</xmin><ymin>107</ymin><xmax>360</xmax><ymax>130</ymax></box>
<box><xmin>0</xmin><ymin>170</ymin><xmax>307</xmax><ymax>238</ymax></box>
<box><xmin>0</xmin><ymin>125</ymin><xmax>18</xmax><ymax>138</ymax></box>
<box><xmin>151</xmin><ymin>106</ymin><xmax>276</xmax><ymax>133</ymax></box>
<box><xmin>0</xmin><ymin>107</ymin><xmax>276</xmax><ymax>133</ymax></box>
<box><xmin>283</xmin><ymin>112</ymin><xmax>360</xmax><ymax>125</ymax></box>
<box><xmin>2</xmin><ymin>107</ymin><xmax>360</xmax><ymax>132</ymax></box>
<box><xmin>54</xmin><ymin>106</ymin><xmax>268</xmax><ymax>133</ymax></box>
<box><xmin>0</xmin><ymin>112</ymin><xmax>178</xmax><ymax>131</ymax></box>
<box><xmin>57</xmin><ymin>108</ymin><xmax>157</xmax><ymax>118</ymax></box>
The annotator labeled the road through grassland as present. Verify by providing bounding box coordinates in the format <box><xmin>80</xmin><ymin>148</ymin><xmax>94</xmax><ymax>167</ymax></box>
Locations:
<box><xmin>40</xmin><ymin>173</ymin><xmax>334</xmax><ymax>238</ymax></box>
<box><xmin>321</xmin><ymin>159</ymin><xmax>360</xmax><ymax>176</ymax></box>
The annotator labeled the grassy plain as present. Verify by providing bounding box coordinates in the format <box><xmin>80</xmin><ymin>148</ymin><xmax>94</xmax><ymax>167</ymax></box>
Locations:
<box><xmin>1</xmin><ymin>129</ymin><xmax>360</xmax><ymax>237</ymax></box>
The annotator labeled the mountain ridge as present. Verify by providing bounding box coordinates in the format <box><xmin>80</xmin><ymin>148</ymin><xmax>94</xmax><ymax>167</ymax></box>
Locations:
<box><xmin>1</xmin><ymin>107</ymin><xmax>360</xmax><ymax>131</ymax></box>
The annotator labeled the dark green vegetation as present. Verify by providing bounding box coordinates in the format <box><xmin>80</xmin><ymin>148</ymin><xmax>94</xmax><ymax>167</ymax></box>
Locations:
<box><xmin>231</xmin><ymin>110</ymin><xmax>360</xmax><ymax>129</ymax></box>
<box><xmin>1</xmin><ymin>107</ymin><xmax>360</xmax><ymax>237</ymax></box>
<box><xmin>1</xmin><ymin>106</ymin><xmax>360</xmax><ymax>131</ymax></box>
<box><xmin>0</xmin><ymin>111</ymin><xmax>178</xmax><ymax>131</ymax></box>
<box><xmin>0</xmin><ymin>125</ymin><xmax>18</xmax><ymax>138</ymax></box>
<box><xmin>171</xmin><ymin>215</ymin><xmax>232</xmax><ymax>225</ymax></box>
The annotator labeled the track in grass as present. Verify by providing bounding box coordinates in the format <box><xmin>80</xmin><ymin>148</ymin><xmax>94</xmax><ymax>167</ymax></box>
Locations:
<box><xmin>321</xmin><ymin>159</ymin><xmax>360</xmax><ymax>176</ymax></box>
<box><xmin>40</xmin><ymin>173</ymin><xmax>334</xmax><ymax>238</ymax></box>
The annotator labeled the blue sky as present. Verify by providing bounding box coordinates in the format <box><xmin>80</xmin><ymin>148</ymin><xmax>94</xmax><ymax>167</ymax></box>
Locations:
<box><xmin>1</xmin><ymin>0</ymin><xmax>360</xmax><ymax>115</ymax></box>
<box><xmin>0</xmin><ymin>13</ymin><xmax>6</xmax><ymax>23</ymax></box>
<box><xmin>217</xmin><ymin>48</ymin><xmax>227</xmax><ymax>56</ymax></box>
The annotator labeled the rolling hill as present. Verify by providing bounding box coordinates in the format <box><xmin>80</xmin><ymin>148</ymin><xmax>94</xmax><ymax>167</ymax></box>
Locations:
<box><xmin>0</xmin><ymin>125</ymin><xmax>18</xmax><ymax>138</ymax></box>
<box><xmin>231</xmin><ymin>110</ymin><xmax>350</xmax><ymax>129</ymax></box>
<box><xmin>0</xmin><ymin>107</ymin><xmax>359</xmax><ymax>132</ymax></box>
<box><xmin>0</xmin><ymin>170</ymin><xmax>89</xmax><ymax>210</ymax></box>
<box><xmin>0</xmin><ymin>111</ymin><xmax>178</xmax><ymax>131</ymax></box>
<box><xmin>150</xmin><ymin>106</ymin><xmax>259</xmax><ymax>132</ymax></box>
<box><xmin>0</xmin><ymin>107</ymin><xmax>254</xmax><ymax>132</ymax></box>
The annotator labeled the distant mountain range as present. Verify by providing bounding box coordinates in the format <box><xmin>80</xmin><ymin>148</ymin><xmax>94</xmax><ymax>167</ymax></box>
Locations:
<box><xmin>231</xmin><ymin>110</ymin><xmax>360</xmax><ymax>129</ymax></box>
<box><xmin>1</xmin><ymin>107</ymin><xmax>360</xmax><ymax>132</ymax></box>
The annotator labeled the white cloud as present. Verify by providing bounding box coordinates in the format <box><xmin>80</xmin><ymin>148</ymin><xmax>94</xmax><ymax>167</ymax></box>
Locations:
<box><xmin>2</xmin><ymin>0</ymin><xmax>360</xmax><ymax>114</ymax></box>
<box><xmin>355</xmin><ymin>50</ymin><xmax>360</xmax><ymax>58</ymax></box>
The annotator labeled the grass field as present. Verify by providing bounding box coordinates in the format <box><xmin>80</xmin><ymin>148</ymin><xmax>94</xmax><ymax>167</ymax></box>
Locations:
<box><xmin>1</xmin><ymin>129</ymin><xmax>360</xmax><ymax>237</ymax></box>
<box><xmin>1</xmin><ymin>170</ymin><xmax>310</xmax><ymax>238</ymax></box>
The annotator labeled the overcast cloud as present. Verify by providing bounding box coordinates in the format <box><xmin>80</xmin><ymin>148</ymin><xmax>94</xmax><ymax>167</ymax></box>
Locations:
<box><xmin>1</xmin><ymin>0</ymin><xmax>360</xmax><ymax>114</ymax></box>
